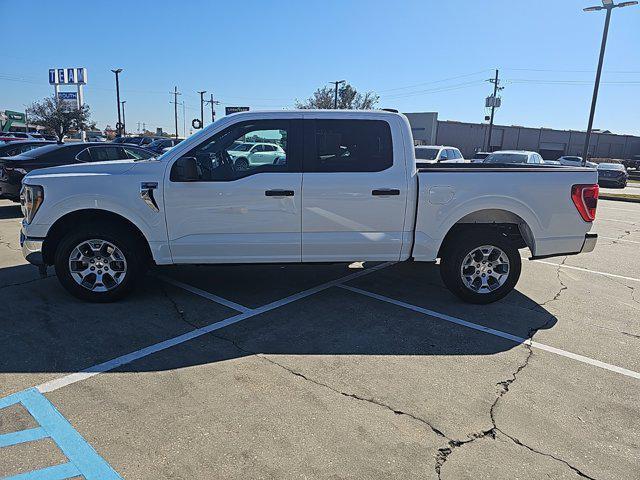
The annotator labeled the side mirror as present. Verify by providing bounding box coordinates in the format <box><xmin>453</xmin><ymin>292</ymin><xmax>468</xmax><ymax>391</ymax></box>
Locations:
<box><xmin>172</xmin><ymin>156</ymin><xmax>199</xmax><ymax>181</ymax></box>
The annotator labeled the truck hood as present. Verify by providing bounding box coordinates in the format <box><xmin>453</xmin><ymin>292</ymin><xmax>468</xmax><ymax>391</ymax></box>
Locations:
<box><xmin>24</xmin><ymin>159</ymin><xmax>139</xmax><ymax>181</ymax></box>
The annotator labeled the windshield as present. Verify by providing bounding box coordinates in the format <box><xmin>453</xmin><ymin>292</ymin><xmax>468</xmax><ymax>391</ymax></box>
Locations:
<box><xmin>598</xmin><ymin>163</ymin><xmax>625</xmax><ymax>170</ymax></box>
<box><xmin>232</xmin><ymin>143</ymin><xmax>254</xmax><ymax>152</ymax></box>
<box><xmin>484</xmin><ymin>153</ymin><xmax>529</xmax><ymax>164</ymax></box>
<box><xmin>414</xmin><ymin>148</ymin><xmax>439</xmax><ymax>160</ymax></box>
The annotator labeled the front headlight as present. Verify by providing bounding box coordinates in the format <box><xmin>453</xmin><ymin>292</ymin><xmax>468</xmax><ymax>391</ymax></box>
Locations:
<box><xmin>20</xmin><ymin>184</ymin><xmax>44</xmax><ymax>224</ymax></box>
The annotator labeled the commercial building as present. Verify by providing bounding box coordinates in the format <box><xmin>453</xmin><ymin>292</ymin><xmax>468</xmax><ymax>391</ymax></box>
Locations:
<box><xmin>406</xmin><ymin>112</ymin><xmax>640</xmax><ymax>160</ymax></box>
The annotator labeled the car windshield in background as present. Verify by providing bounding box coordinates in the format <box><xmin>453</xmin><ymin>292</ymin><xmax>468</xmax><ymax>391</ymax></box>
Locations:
<box><xmin>415</xmin><ymin>148</ymin><xmax>439</xmax><ymax>160</ymax></box>
<box><xmin>473</xmin><ymin>153</ymin><xmax>489</xmax><ymax>159</ymax></box>
<box><xmin>598</xmin><ymin>163</ymin><xmax>625</xmax><ymax>170</ymax></box>
<box><xmin>484</xmin><ymin>153</ymin><xmax>528</xmax><ymax>164</ymax></box>
<box><xmin>233</xmin><ymin>143</ymin><xmax>254</xmax><ymax>152</ymax></box>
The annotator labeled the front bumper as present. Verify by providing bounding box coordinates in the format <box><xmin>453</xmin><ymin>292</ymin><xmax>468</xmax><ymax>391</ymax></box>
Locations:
<box><xmin>0</xmin><ymin>180</ymin><xmax>21</xmax><ymax>200</ymax></box>
<box><xmin>20</xmin><ymin>230</ymin><xmax>45</xmax><ymax>266</ymax></box>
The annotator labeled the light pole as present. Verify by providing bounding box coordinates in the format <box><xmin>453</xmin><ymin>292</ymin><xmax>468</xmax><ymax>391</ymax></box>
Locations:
<box><xmin>581</xmin><ymin>0</ymin><xmax>637</xmax><ymax>165</ymax></box>
<box><xmin>111</xmin><ymin>69</ymin><xmax>123</xmax><ymax>137</ymax></box>
<box><xmin>330</xmin><ymin>80</ymin><xmax>346</xmax><ymax>109</ymax></box>
<box><xmin>121</xmin><ymin>101</ymin><xmax>126</xmax><ymax>136</ymax></box>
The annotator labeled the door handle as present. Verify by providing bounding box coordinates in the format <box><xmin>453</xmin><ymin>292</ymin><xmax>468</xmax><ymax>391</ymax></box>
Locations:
<box><xmin>372</xmin><ymin>189</ymin><xmax>400</xmax><ymax>196</ymax></box>
<box><xmin>265</xmin><ymin>189</ymin><xmax>295</xmax><ymax>197</ymax></box>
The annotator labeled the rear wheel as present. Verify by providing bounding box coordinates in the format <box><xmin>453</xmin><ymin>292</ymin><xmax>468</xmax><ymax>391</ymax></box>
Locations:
<box><xmin>54</xmin><ymin>225</ymin><xmax>143</xmax><ymax>302</ymax></box>
<box><xmin>440</xmin><ymin>230</ymin><xmax>521</xmax><ymax>304</ymax></box>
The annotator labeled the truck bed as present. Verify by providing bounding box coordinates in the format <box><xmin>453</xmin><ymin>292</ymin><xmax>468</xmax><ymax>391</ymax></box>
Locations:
<box><xmin>412</xmin><ymin>165</ymin><xmax>598</xmax><ymax>261</ymax></box>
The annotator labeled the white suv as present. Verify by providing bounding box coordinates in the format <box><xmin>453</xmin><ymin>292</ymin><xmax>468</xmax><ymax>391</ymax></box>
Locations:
<box><xmin>228</xmin><ymin>142</ymin><xmax>286</xmax><ymax>170</ymax></box>
<box><xmin>414</xmin><ymin>146</ymin><xmax>466</xmax><ymax>166</ymax></box>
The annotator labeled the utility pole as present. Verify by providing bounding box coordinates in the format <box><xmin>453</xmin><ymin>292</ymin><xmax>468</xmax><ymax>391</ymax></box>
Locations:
<box><xmin>137</xmin><ymin>121</ymin><xmax>141</xmax><ymax>133</ymax></box>
<box><xmin>581</xmin><ymin>0</ymin><xmax>637</xmax><ymax>165</ymax></box>
<box><xmin>197</xmin><ymin>90</ymin><xmax>207</xmax><ymax>126</ymax></box>
<box><xmin>182</xmin><ymin>101</ymin><xmax>186</xmax><ymax>138</ymax></box>
<box><xmin>485</xmin><ymin>69</ymin><xmax>503</xmax><ymax>152</ymax></box>
<box><xmin>170</xmin><ymin>86</ymin><xmax>181</xmax><ymax>139</ymax></box>
<box><xmin>205</xmin><ymin>93</ymin><xmax>220</xmax><ymax>123</ymax></box>
<box><xmin>121</xmin><ymin>101</ymin><xmax>126</xmax><ymax>136</ymax></box>
<box><xmin>330</xmin><ymin>80</ymin><xmax>346</xmax><ymax>109</ymax></box>
<box><xmin>111</xmin><ymin>69</ymin><xmax>123</xmax><ymax>137</ymax></box>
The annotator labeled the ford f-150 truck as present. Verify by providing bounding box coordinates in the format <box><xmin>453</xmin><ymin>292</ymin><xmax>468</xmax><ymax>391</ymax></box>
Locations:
<box><xmin>19</xmin><ymin>111</ymin><xmax>599</xmax><ymax>304</ymax></box>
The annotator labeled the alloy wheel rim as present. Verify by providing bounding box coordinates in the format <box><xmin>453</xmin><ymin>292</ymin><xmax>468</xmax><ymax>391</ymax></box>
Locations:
<box><xmin>68</xmin><ymin>239</ymin><xmax>127</xmax><ymax>292</ymax></box>
<box><xmin>460</xmin><ymin>245</ymin><xmax>510</xmax><ymax>294</ymax></box>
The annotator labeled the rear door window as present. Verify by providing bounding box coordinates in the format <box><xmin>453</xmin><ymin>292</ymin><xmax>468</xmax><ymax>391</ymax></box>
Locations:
<box><xmin>88</xmin><ymin>146</ymin><xmax>122</xmax><ymax>161</ymax></box>
<box><xmin>305</xmin><ymin>119</ymin><xmax>393</xmax><ymax>172</ymax></box>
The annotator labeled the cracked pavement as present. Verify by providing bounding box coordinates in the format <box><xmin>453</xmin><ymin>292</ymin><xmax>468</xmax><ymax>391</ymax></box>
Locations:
<box><xmin>1</xmin><ymin>199</ymin><xmax>639</xmax><ymax>479</ymax></box>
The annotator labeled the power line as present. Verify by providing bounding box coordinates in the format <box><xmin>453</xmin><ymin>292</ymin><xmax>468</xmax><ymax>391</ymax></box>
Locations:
<box><xmin>378</xmin><ymin>69</ymin><xmax>492</xmax><ymax>93</ymax></box>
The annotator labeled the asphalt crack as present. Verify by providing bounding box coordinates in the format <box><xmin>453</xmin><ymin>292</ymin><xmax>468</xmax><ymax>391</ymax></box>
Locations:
<box><xmin>160</xmin><ymin>279</ymin><xmax>597</xmax><ymax>479</ymax></box>
<box><xmin>537</xmin><ymin>257</ymin><xmax>568</xmax><ymax>309</ymax></box>
<box><xmin>209</xmin><ymin>331</ymin><xmax>451</xmax><ymax>441</ymax></box>
<box><xmin>0</xmin><ymin>274</ymin><xmax>54</xmax><ymax>291</ymax></box>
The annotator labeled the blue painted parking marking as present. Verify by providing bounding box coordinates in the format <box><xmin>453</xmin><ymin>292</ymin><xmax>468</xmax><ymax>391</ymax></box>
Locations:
<box><xmin>0</xmin><ymin>388</ymin><xmax>122</xmax><ymax>480</ymax></box>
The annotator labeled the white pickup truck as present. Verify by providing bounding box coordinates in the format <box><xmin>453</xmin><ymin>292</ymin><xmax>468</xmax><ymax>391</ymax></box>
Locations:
<box><xmin>19</xmin><ymin>111</ymin><xmax>599</xmax><ymax>304</ymax></box>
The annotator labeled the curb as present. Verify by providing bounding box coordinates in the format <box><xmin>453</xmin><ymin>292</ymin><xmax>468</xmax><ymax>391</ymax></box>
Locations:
<box><xmin>599</xmin><ymin>195</ymin><xmax>640</xmax><ymax>204</ymax></box>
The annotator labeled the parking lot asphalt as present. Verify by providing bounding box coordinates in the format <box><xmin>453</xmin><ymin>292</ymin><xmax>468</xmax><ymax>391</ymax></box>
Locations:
<box><xmin>0</xmin><ymin>198</ymin><xmax>638</xmax><ymax>479</ymax></box>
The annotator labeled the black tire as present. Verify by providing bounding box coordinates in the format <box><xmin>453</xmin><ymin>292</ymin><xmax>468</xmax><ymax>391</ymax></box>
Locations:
<box><xmin>54</xmin><ymin>225</ymin><xmax>143</xmax><ymax>302</ymax></box>
<box><xmin>440</xmin><ymin>229</ymin><xmax>522</xmax><ymax>304</ymax></box>
<box><xmin>234</xmin><ymin>157</ymin><xmax>249</xmax><ymax>171</ymax></box>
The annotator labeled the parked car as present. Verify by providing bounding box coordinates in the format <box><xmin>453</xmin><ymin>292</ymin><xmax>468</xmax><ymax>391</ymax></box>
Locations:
<box><xmin>557</xmin><ymin>156</ymin><xmax>597</xmax><ymax>168</ymax></box>
<box><xmin>0</xmin><ymin>140</ymin><xmax>55</xmax><ymax>158</ymax></box>
<box><xmin>112</xmin><ymin>136</ymin><xmax>158</xmax><ymax>147</ymax></box>
<box><xmin>146</xmin><ymin>138</ymin><xmax>183</xmax><ymax>154</ymax></box>
<box><xmin>414</xmin><ymin>146</ymin><xmax>466</xmax><ymax>167</ymax></box>
<box><xmin>19</xmin><ymin>110</ymin><xmax>598</xmax><ymax>304</ymax></box>
<box><xmin>227</xmin><ymin>142</ymin><xmax>286</xmax><ymax>169</ymax></box>
<box><xmin>1</xmin><ymin>143</ymin><xmax>154</xmax><ymax>201</ymax></box>
<box><xmin>482</xmin><ymin>150</ymin><xmax>545</xmax><ymax>165</ymax></box>
<box><xmin>471</xmin><ymin>152</ymin><xmax>491</xmax><ymax>163</ymax></box>
<box><xmin>597</xmin><ymin>163</ymin><xmax>628</xmax><ymax>188</ymax></box>
<box><xmin>622</xmin><ymin>155</ymin><xmax>640</xmax><ymax>170</ymax></box>
<box><xmin>0</xmin><ymin>131</ymin><xmax>46</xmax><ymax>141</ymax></box>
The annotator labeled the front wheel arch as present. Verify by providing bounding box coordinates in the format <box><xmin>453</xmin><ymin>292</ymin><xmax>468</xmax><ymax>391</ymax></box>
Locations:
<box><xmin>43</xmin><ymin>209</ymin><xmax>152</xmax><ymax>266</ymax></box>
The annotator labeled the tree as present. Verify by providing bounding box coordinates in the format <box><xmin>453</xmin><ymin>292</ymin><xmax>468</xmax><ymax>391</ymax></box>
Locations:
<box><xmin>28</xmin><ymin>96</ymin><xmax>91</xmax><ymax>142</ymax></box>
<box><xmin>295</xmin><ymin>82</ymin><xmax>379</xmax><ymax>110</ymax></box>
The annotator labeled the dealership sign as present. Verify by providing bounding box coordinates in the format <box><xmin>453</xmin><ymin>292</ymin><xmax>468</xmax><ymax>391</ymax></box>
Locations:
<box><xmin>49</xmin><ymin>68</ymin><xmax>87</xmax><ymax>85</ymax></box>
<box><xmin>225</xmin><ymin>106</ymin><xmax>249</xmax><ymax>115</ymax></box>
<box><xmin>57</xmin><ymin>91</ymin><xmax>78</xmax><ymax>108</ymax></box>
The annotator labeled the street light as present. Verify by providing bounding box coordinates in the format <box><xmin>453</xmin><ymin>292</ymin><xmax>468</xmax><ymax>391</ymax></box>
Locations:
<box><xmin>581</xmin><ymin>0</ymin><xmax>637</xmax><ymax>165</ymax></box>
<box><xmin>111</xmin><ymin>69</ymin><xmax>123</xmax><ymax>137</ymax></box>
<box><xmin>121</xmin><ymin>101</ymin><xmax>126</xmax><ymax>136</ymax></box>
<box><xmin>330</xmin><ymin>80</ymin><xmax>346</xmax><ymax>109</ymax></box>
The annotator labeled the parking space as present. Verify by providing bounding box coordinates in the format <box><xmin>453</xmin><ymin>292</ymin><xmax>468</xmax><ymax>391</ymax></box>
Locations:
<box><xmin>0</xmin><ymin>198</ymin><xmax>639</xmax><ymax>479</ymax></box>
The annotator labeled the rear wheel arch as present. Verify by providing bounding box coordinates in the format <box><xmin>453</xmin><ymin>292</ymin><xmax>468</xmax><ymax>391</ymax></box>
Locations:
<box><xmin>437</xmin><ymin>209</ymin><xmax>535</xmax><ymax>258</ymax></box>
<box><xmin>42</xmin><ymin>209</ymin><xmax>152</xmax><ymax>266</ymax></box>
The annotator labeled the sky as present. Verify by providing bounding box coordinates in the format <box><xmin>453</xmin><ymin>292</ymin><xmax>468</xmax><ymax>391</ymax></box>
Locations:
<box><xmin>1</xmin><ymin>0</ymin><xmax>639</xmax><ymax>136</ymax></box>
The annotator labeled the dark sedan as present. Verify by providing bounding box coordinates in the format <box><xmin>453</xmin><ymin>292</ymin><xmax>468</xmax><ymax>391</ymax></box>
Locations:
<box><xmin>0</xmin><ymin>143</ymin><xmax>154</xmax><ymax>201</ymax></box>
<box><xmin>146</xmin><ymin>137</ymin><xmax>183</xmax><ymax>154</ymax></box>
<box><xmin>597</xmin><ymin>163</ymin><xmax>628</xmax><ymax>188</ymax></box>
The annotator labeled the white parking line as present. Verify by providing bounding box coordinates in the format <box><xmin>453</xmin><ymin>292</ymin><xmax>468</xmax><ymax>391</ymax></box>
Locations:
<box><xmin>598</xmin><ymin>218</ymin><xmax>638</xmax><ymax>225</ymax></box>
<box><xmin>599</xmin><ymin>236</ymin><xmax>640</xmax><ymax>245</ymax></box>
<box><xmin>158</xmin><ymin>275</ymin><xmax>253</xmax><ymax>313</ymax></box>
<box><xmin>36</xmin><ymin>262</ymin><xmax>393</xmax><ymax>394</ymax></box>
<box><xmin>339</xmin><ymin>285</ymin><xmax>640</xmax><ymax>381</ymax></box>
<box><xmin>530</xmin><ymin>259</ymin><xmax>640</xmax><ymax>284</ymax></box>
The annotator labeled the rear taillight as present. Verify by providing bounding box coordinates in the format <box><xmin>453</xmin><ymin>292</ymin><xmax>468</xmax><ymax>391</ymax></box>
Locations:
<box><xmin>571</xmin><ymin>184</ymin><xmax>599</xmax><ymax>222</ymax></box>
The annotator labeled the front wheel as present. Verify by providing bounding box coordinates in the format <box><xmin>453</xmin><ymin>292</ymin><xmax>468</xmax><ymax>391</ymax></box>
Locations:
<box><xmin>440</xmin><ymin>231</ymin><xmax>522</xmax><ymax>304</ymax></box>
<box><xmin>54</xmin><ymin>226</ymin><xmax>143</xmax><ymax>302</ymax></box>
